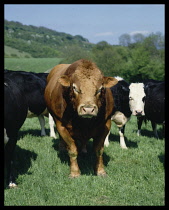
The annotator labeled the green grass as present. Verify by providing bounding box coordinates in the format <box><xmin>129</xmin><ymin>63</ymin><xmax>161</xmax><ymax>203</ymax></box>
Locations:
<box><xmin>4</xmin><ymin>116</ymin><xmax>165</xmax><ymax>206</ymax></box>
<box><xmin>4</xmin><ymin>57</ymin><xmax>63</xmax><ymax>72</ymax></box>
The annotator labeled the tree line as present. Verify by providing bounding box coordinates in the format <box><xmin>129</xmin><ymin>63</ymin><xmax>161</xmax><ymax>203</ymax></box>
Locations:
<box><xmin>61</xmin><ymin>32</ymin><xmax>165</xmax><ymax>82</ymax></box>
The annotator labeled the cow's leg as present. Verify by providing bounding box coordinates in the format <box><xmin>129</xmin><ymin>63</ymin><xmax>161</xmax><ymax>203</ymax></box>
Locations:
<box><xmin>119</xmin><ymin>126</ymin><xmax>128</xmax><ymax>149</ymax></box>
<box><xmin>56</xmin><ymin>120</ymin><xmax>80</xmax><ymax>177</ymax></box>
<box><xmin>151</xmin><ymin>121</ymin><xmax>159</xmax><ymax>139</ymax></box>
<box><xmin>93</xmin><ymin>136</ymin><xmax>105</xmax><ymax>176</ymax></box>
<box><xmin>38</xmin><ymin>115</ymin><xmax>46</xmax><ymax>136</ymax></box>
<box><xmin>137</xmin><ymin>116</ymin><xmax>144</xmax><ymax>136</ymax></box>
<box><xmin>104</xmin><ymin>130</ymin><xmax>110</xmax><ymax>147</ymax></box>
<box><xmin>49</xmin><ymin>113</ymin><xmax>56</xmax><ymax>138</ymax></box>
<box><xmin>5</xmin><ymin>137</ymin><xmax>17</xmax><ymax>188</ymax></box>
<box><xmin>93</xmin><ymin>119</ymin><xmax>111</xmax><ymax>176</ymax></box>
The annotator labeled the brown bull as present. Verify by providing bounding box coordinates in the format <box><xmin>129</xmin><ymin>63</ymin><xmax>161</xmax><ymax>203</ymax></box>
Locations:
<box><xmin>44</xmin><ymin>59</ymin><xmax>118</xmax><ymax>177</ymax></box>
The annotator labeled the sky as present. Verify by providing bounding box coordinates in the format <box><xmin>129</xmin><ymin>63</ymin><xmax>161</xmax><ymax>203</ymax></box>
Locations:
<box><xmin>4</xmin><ymin>4</ymin><xmax>165</xmax><ymax>45</ymax></box>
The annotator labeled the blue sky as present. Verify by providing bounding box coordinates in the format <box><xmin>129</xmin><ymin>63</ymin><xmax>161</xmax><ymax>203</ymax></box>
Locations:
<box><xmin>4</xmin><ymin>4</ymin><xmax>165</xmax><ymax>45</ymax></box>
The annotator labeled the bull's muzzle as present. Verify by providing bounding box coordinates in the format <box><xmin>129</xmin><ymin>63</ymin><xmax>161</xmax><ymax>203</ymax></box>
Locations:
<box><xmin>78</xmin><ymin>104</ymin><xmax>98</xmax><ymax>118</ymax></box>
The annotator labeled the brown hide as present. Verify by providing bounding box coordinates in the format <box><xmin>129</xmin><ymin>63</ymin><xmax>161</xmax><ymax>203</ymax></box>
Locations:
<box><xmin>44</xmin><ymin>59</ymin><xmax>118</xmax><ymax>177</ymax></box>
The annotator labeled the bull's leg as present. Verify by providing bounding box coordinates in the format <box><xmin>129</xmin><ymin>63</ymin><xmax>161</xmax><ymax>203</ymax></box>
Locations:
<box><xmin>49</xmin><ymin>113</ymin><xmax>56</xmax><ymax>138</ymax></box>
<box><xmin>119</xmin><ymin>126</ymin><xmax>128</xmax><ymax>149</ymax></box>
<box><xmin>56</xmin><ymin>120</ymin><xmax>80</xmax><ymax>178</ymax></box>
<box><xmin>93</xmin><ymin>143</ymin><xmax>106</xmax><ymax>176</ymax></box>
<box><xmin>93</xmin><ymin>119</ymin><xmax>111</xmax><ymax>176</ymax></box>
<box><xmin>38</xmin><ymin>115</ymin><xmax>46</xmax><ymax>136</ymax></box>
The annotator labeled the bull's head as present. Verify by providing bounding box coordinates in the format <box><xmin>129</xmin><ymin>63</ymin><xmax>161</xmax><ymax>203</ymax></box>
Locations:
<box><xmin>58</xmin><ymin>74</ymin><xmax>118</xmax><ymax>118</ymax></box>
<box><xmin>129</xmin><ymin>83</ymin><xmax>145</xmax><ymax>116</ymax></box>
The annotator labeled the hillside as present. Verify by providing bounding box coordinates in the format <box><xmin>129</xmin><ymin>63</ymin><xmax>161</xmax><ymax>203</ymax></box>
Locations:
<box><xmin>5</xmin><ymin>46</ymin><xmax>32</xmax><ymax>58</ymax></box>
<box><xmin>4</xmin><ymin>20</ymin><xmax>94</xmax><ymax>58</ymax></box>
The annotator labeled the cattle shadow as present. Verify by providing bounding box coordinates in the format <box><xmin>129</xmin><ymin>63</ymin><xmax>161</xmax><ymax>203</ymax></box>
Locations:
<box><xmin>158</xmin><ymin>153</ymin><xmax>165</xmax><ymax>168</ymax></box>
<box><xmin>4</xmin><ymin>145</ymin><xmax>37</xmax><ymax>188</ymax></box>
<box><xmin>52</xmin><ymin>138</ymin><xmax>110</xmax><ymax>176</ymax></box>
<box><xmin>133</xmin><ymin>128</ymin><xmax>164</xmax><ymax>140</ymax></box>
<box><xmin>18</xmin><ymin>128</ymin><xmax>51</xmax><ymax>139</ymax></box>
<box><xmin>108</xmin><ymin>133</ymin><xmax>138</xmax><ymax>148</ymax></box>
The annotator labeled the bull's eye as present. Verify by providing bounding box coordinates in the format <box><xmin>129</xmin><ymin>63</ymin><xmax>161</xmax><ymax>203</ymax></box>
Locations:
<box><xmin>73</xmin><ymin>84</ymin><xmax>81</xmax><ymax>94</ymax></box>
<box><xmin>129</xmin><ymin>96</ymin><xmax>133</xmax><ymax>100</ymax></box>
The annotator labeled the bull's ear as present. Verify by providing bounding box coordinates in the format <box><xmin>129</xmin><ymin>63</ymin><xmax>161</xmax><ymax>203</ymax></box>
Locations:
<box><xmin>103</xmin><ymin>77</ymin><xmax>118</xmax><ymax>88</ymax></box>
<box><xmin>58</xmin><ymin>75</ymin><xmax>70</xmax><ymax>87</ymax></box>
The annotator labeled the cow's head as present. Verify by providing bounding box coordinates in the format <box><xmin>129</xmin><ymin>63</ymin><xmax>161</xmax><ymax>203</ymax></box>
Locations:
<box><xmin>58</xmin><ymin>61</ymin><xmax>118</xmax><ymax>118</ymax></box>
<box><xmin>129</xmin><ymin>83</ymin><xmax>145</xmax><ymax>116</ymax></box>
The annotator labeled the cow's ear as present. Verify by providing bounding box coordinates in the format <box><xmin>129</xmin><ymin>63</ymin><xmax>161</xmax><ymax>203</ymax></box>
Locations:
<box><xmin>58</xmin><ymin>75</ymin><xmax>70</xmax><ymax>87</ymax></box>
<box><xmin>103</xmin><ymin>77</ymin><xmax>118</xmax><ymax>88</ymax></box>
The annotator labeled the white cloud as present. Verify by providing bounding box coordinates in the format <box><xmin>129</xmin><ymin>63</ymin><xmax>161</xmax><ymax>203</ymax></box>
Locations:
<box><xmin>94</xmin><ymin>32</ymin><xmax>115</xmax><ymax>37</ymax></box>
<box><xmin>129</xmin><ymin>31</ymin><xmax>150</xmax><ymax>36</ymax></box>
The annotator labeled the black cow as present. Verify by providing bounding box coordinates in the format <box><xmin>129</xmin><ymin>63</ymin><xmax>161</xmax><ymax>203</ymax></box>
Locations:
<box><xmin>143</xmin><ymin>79</ymin><xmax>165</xmax><ymax>138</ymax></box>
<box><xmin>4</xmin><ymin>77</ymin><xmax>28</xmax><ymax>188</ymax></box>
<box><xmin>4</xmin><ymin>70</ymin><xmax>56</xmax><ymax>138</ymax></box>
<box><xmin>104</xmin><ymin>76</ymin><xmax>132</xmax><ymax>149</ymax></box>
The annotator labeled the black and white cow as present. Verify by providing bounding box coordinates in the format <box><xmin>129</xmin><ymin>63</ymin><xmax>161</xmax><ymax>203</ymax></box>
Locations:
<box><xmin>4</xmin><ymin>70</ymin><xmax>56</xmax><ymax>138</ymax></box>
<box><xmin>4</xmin><ymin>77</ymin><xmax>28</xmax><ymax>188</ymax></box>
<box><xmin>104</xmin><ymin>76</ymin><xmax>132</xmax><ymax>149</ymax></box>
<box><xmin>143</xmin><ymin>79</ymin><xmax>165</xmax><ymax>138</ymax></box>
<box><xmin>129</xmin><ymin>79</ymin><xmax>165</xmax><ymax>138</ymax></box>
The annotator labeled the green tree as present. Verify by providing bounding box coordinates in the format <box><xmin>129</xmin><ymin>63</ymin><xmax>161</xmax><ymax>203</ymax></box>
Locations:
<box><xmin>132</xmin><ymin>33</ymin><xmax>145</xmax><ymax>43</ymax></box>
<box><xmin>119</xmin><ymin>33</ymin><xmax>131</xmax><ymax>47</ymax></box>
<box><xmin>122</xmin><ymin>42</ymin><xmax>164</xmax><ymax>82</ymax></box>
<box><xmin>91</xmin><ymin>42</ymin><xmax>125</xmax><ymax>76</ymax></box>
<box><xmin>59</xmin><ymin>45</ymin><xmax>91</xmax><ymax>64</ymax></box>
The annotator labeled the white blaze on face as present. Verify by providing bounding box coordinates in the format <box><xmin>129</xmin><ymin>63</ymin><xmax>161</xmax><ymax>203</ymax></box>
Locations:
<box><xmin>129</xmin><ymin>83</ymin><xmax>145</xmax><ymax>116</ymax></box>
<box><xmin>4</xmin><ymin>128</ymin><xmax>9</xmax><ymax>145</ymax></box>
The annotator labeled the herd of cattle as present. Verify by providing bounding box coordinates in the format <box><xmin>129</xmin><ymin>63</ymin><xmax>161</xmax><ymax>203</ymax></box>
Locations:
<box><xmin>4</xmin><ymin>59</ymin><xmax>165</xmax><ymax>188</ymax></box>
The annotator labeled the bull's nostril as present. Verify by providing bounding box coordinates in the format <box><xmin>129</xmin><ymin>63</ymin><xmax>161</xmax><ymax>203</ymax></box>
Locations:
<box><xmin>83</xmin><ymin>107</ymin><xmax>86</xmax><ymax>112</ymax></box>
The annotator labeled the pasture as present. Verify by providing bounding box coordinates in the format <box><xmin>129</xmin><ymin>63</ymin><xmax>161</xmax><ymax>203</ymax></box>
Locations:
<box><xmin>4</xmin><ymin>58</ymin><xmax>165</xmax><ymax>206</ymax></box>
<box><xmin>4</xmin><ymin>116</ymin><xmax>164</xmax><ymax>206</ymax></box>
<box><xmin>4</xmin><ymin>57</ymin><xmax>63</xmax><ymax>72</ymax></box>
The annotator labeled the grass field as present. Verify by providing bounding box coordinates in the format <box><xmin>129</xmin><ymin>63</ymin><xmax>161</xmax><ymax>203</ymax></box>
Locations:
<box><xmin>4</xmin><ymin>57</ymin><xmax>63</xmax><ymax>72</ymax></box>
<box><xmin>4</xmin><ymin>116</ymin><xmax>165</xmax><ymax>206</ymax></box>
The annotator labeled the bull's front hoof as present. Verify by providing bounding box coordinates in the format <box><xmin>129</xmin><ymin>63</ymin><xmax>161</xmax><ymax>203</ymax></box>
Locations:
<box><xmin>96</xmin><ymin>170</ymin><xmax>107</xmax><ymax>177</ymax></box>
<box><xmin>69</xmin><ymin>172</ymin><xmax>81</xmax><ymax>178</ymax></box>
